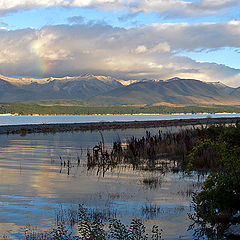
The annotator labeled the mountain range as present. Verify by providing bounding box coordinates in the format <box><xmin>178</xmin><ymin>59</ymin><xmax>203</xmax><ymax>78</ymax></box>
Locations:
<box><xmin>0</xmin><ymin>74</ymin><xmax>239</xmax><ymax>106</ymax></box>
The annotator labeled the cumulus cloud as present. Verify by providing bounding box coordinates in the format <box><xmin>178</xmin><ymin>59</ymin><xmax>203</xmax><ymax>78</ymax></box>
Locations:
<box><xmin>134</xmin><ymin>0</ymin><xmax>240</xmax><ymax>18</ymax></box>
<box><xmin>0</xmin><ymin>21</ymin><xmax>239</xmax><ymax>86</ymax></box>
<box><xmin>0</xmin><ymin>0</ymin><xmax>239</xmax><ymax>18</ymax></box>
<box><xmin>0</xmin><ymin>0</ymin><xmax>68</xmax><ymax>14</ymax></box>
<box><xmin>133</xmin><ymin>45</ymin><xmax>148</xmax><ymax>54</ymax></box>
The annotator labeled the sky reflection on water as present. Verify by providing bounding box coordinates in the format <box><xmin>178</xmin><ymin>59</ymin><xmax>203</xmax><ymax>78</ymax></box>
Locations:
<box><xmin>0</xmin><ymin>113</ymin><xmax>240</xmax><ymax>126</ymax></box>
<box><xmin>0</xmin><ymin>127</ymin><xmax>204</xmax><ymax>239</ymax></box>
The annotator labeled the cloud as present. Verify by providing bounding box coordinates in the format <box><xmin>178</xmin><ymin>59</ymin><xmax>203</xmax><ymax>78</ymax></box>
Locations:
<box><xmin>0</xmin><ymin>21</ymin><xmax>8</xmax><ymax>26</ymax></box>
<box><xmin>67</xmin><ymin>15</ymin><xmax>85</xmax><ymax>24</ymax></box>
<box><xmin>118</xmin><ymin>12</ymin><xmax>140</xmax><ymax>22</ymax></box>
<box><xmin>0</xmin><ymin>0</ymin><xmax>239</xmax><ymax>19</ymax></box>
<box><xmin>0</xmin><ymin>0</ymin><xmax>68</xmax><ymax>14</ymax></box>
<box><xmin>0</xmin><ymin>21</ymin><xmax>239</xmax><ymax>86</ymax></box>
<box><xmin>134</xmin><ymin>0</ymin><xmax>240</xmax><ymax>18</ymax></box>
<box><xmin>133</xmin><ymin>45</ymin><xmax>148</xmax><ymax>54</ymax></box>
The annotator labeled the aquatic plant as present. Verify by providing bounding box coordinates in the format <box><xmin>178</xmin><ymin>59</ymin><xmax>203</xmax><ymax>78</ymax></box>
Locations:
<box><xmin>84</xmin><ymin>123</ymin><xmax>240</xmax><ymax>238</ymax></box>
<box><xmin>141</xmin><ymin>204</ymin><xmax>164</xmax><ymax>219</ymax></box>
<box><xmin>189</xmin><ymin>123</ymin><xmax>240</xmax><ymax>238</ymax></box>
<box><xmin>141</xmin><ymin>176</ymin><xmax>163</xmax><ymax>189</ymax></box>
<box><xmin>24</xmin><ymin>205</ymin><xmax>163</xmax><ymax>240</ymax></box>
<box><xmin>86</xmin><ymin>127</ymin><xmax>199</xmax><ymax>174</ymax></box>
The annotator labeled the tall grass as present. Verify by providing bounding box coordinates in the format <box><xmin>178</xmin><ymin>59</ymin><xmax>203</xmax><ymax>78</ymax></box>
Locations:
<box><xmin>24</xmin><ymin>205</ymin><xmax>163</xmax><ymax>240</ymax></box>
<box><xmin>86</xmin><ymin>125</ymin><xmax>230</xmax><ymax>175</ymax></box>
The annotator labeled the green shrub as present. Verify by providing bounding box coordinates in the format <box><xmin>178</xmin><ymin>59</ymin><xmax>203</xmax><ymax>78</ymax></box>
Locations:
<box><xmin>189</xmin><ymin>124</ymin><xmax>240</xmax><ymax>238</ymax></box>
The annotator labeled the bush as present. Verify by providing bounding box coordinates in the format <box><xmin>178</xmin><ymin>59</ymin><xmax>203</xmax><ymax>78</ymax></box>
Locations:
<box><xmin>189</xmin><ymin>124</ymin><xmax>240</xmax><ymax>238</ymax></box>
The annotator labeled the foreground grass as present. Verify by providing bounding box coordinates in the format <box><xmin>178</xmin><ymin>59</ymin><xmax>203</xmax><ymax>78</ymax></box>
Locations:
<box><xmin>23</xmin><ymin>205</ymin><xmax>163</xmax><ymax>240</ymax></box>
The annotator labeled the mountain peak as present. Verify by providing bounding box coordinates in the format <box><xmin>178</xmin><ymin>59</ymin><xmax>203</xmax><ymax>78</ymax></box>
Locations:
<box><xmin>0</xmin><ymin>73</ymin><xmax>123</xmax><ymax>86</ymax></box>
<box><xmin>80</xmin><ymin>73</ymin><xmax>94</xmax><ymax>78</ymax></box>
<box><xmin>207</xmin><ymin>81</ymin><xmax>227</xmax><ymax>87</ymax></box>
<box><xmin>0</xmin><ymin>73</ymin><xmax>239</xmax><ymax>105</ymax></box>
<box><xmin>165</xmin><ymin>77</ymin><xmax>182</xmax><ymax>82</ymax></box>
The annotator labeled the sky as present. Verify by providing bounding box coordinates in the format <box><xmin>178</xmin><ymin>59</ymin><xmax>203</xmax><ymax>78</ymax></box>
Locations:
<box><xmin>0</xmin><ymin>0</ymin><xmax>240</xmax><ymax>87</ymax></box>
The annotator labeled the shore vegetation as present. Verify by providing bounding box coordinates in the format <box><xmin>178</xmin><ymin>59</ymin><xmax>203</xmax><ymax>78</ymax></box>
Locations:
<box><xmin>0</xmin><ymin>103</ymin><xmax>240</xmax><ymax>115</ymax></box>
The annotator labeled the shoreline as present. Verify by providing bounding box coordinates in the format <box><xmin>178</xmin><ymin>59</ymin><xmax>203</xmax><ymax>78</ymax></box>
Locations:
<box><xmin>0</xmin><ymin>116</ymin><xmax>240</xmax><ymax>135</ymax></box>
<box><xmin>0</xmin><ymin>112</ymin><xmax>239</xmax><ymax>117</ymax></box>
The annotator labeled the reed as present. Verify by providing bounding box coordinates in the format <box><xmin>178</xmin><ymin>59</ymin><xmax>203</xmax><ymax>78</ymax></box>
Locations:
<box><xmin>86</xmin><ymin>128</ymin><xmax>197</xmax><ymax>175</ymax></box>
<box><xmin>141</xmin><ymin>204</ymin><xmax>164</xmax><ymax>218</ymax></box>
<box><xmin>86</xmin><ymin>123</ymin><xmax>238</xmax><ymax>175</ymax></box>
<box><xmin>24</xmin><ymin>205</ymin><xmax>163</xmax><ymax>240</ymax></box>
<box><xmin>142</xmin><ymin>176</ymin><xmax>163</xmax><ymax>189</ymax></box>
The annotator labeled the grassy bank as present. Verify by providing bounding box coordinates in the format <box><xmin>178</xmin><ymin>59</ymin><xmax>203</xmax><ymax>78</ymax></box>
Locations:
<box><xmin>0</xmin><ymin>103</ymin><xmax>240</xmax><ymax>115</ymax></box>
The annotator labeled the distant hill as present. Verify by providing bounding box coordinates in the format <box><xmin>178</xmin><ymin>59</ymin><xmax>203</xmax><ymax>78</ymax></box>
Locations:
<box><xmin>0</xmin><ymin>74</ymin><xmax>122</xmax><ymax>102</ymax></box>
<box><xmin>0</xmin><ymin>74</ymin><xmax>239</xmax><ymax>106</ymax></box>
<box><xmin>231</xmin><ymin>87</ymin><xmax>240</xmax><ymax>98</ymax></box>
<box><xmin>86</xmin><ymin>78</ymin><xmax>240</xmax><ymax>106</ymax></box>
<box><xmin>0</xmin><ymin>78</ymin><xmax>32</xmax><ymax>102</ymax></box>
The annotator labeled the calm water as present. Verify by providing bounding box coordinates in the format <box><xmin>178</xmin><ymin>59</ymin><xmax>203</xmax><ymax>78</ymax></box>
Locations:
<box><xmin>0</xmin><ymin>127</ymin><xmax>205</xmax><ymax>239</ymax></box>
<box><xmin>0</xmin><ymin>113</ymin><xmax>240</xmax><ymax>126</ymax></box>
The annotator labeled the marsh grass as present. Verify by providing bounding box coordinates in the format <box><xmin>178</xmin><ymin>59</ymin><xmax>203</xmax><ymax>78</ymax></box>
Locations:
<box><xmin>45</xmin><ymin>124</ymin><xmax>240</xmax><ymax>239</ymax></box>
<box><xmin>141</xmin><ymin>176</ymin><xmax>163</xmax><ymax>189</ymax></box>
<box><xmin>24</xmin><ymin>205</ymin><xmax>163</xmax><ymax>240</ymax></box>
<box><xmin>85</xmin><ymin>126</ymin><xmax>214</xmax><ymax>176</ymax></box>
<box><xmin>57</xmin><ymin>124</ymin><xmax>233</xmax><ymax>177</ymax></box>
<box><xmin>86</xmin><ymin>124</ymin><xmax>239</xmax><ymax>177</ymax></box>
<box><xmin>55</xmin><ymin>206</ymin><xmax>118</xmax><ymax>228</ymax></box>
<box><xmin>141</xmin><ymin>204</ymin><xmax>164</xmax><ymax>219</ymax></box>
<box><xmin>57</xmin><ymin>150</ymin><xmax>84</xmax><ymax>175</ymax></box>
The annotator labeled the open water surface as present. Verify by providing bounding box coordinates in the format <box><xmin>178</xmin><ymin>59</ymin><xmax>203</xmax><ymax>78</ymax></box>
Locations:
<box><xmin>0</xmin><ymin>113</ymin><xmax>240</xmax><ymax>126</ymax></box>
<box><xmin>0</xmin><ymin>126</ymin><xmax>206</xmax><ymax>239</ymax></box>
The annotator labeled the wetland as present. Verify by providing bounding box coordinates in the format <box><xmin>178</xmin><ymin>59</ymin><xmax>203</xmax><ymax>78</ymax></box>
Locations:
<box><xmin>0</xmin><ymin>119</ymin><xmax>239</xmax><ymax>239</ymax></box>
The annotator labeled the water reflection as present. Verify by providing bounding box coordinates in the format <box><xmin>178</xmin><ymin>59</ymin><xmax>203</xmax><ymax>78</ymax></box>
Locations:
<box><xmin>1</xmin><ymin>113</ymin><xmax>239</xmax><ymax>126</ymax></box>
<box><xmin>0</xmin><ymin>127</ymin><xmax>204</xmax><ymax>239</ymax></box>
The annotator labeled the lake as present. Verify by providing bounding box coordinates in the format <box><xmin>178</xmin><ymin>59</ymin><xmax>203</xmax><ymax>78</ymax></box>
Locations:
<box><xmin>0</xmin><ymin>113</ymin><xmax>240</xmax><ymax>126</ymax></box>
<box><xmin>0</xmin><ymin>125</ymin><xmax>207</xmax><ymax>239</ymax></box>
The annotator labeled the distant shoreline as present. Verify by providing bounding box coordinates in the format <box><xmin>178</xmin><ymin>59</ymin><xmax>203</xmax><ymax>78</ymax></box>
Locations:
<box><xmin>0</xmin><ymin>112</ymin><xmax>239</xmax><ymax>116</ymax></box>
<box><xmin>1</xmin><ymin>103</ymin><xmax>240</xmax><ymax>116</ymax></box>
<box><xmin>0</xmin><ymin>116</ymin><xmax>239</xmax><ymax>135</ymax></box>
